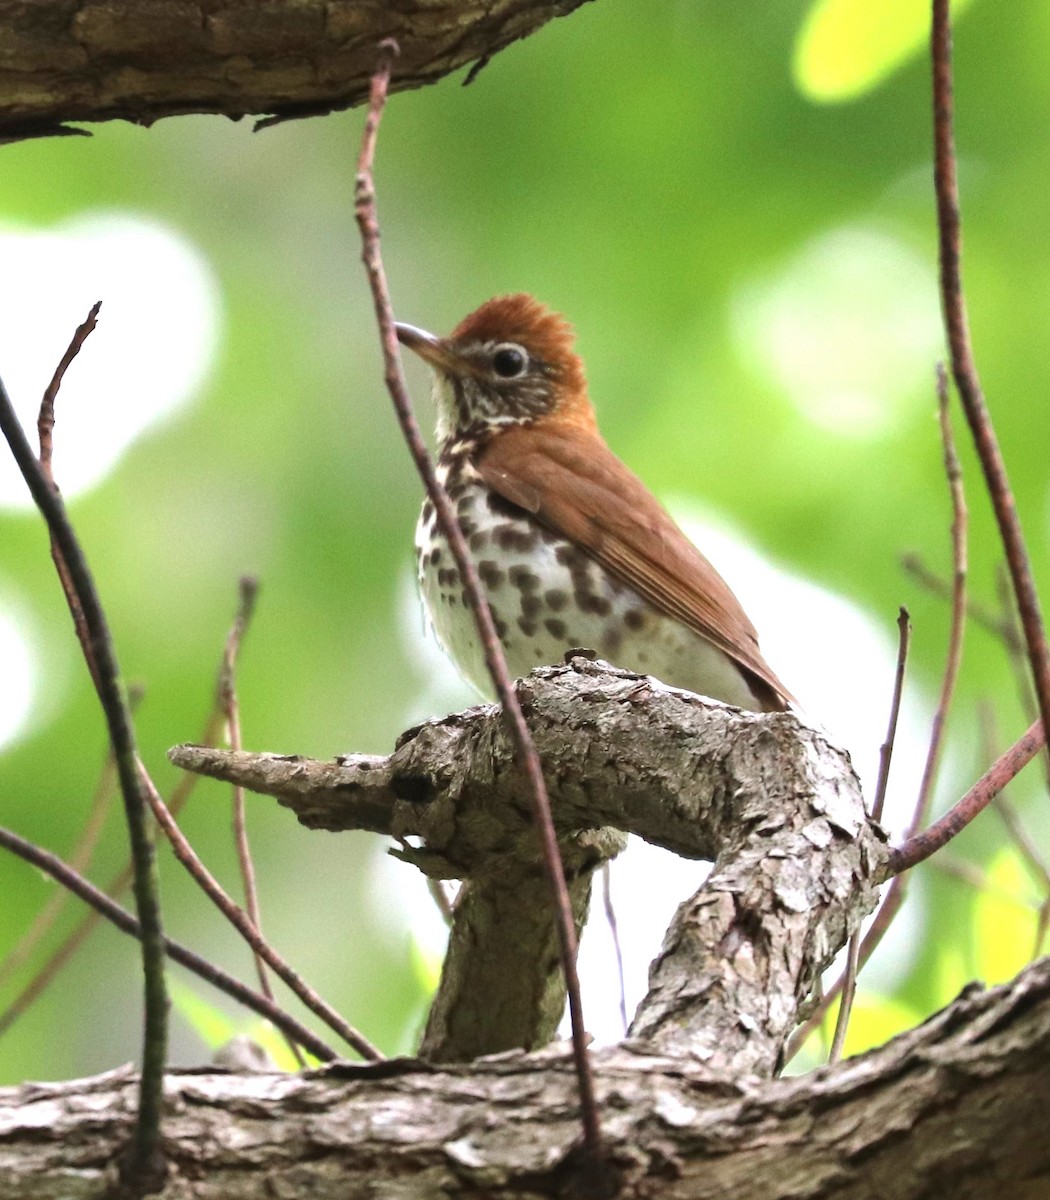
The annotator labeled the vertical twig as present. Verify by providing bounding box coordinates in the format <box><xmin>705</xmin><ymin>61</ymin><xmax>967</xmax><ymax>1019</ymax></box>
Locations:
<box><xmin>352</xmin><ymin>41</ymin><xmax>601</xmax><ymax>1154</ymax></box>
<box><xmin>426</xmin><ymin>878</ymin><xmax>454</xmax><ymax>926</ymax></box>
<box><xmin>218</xmin><ymin>577</ymin><xmax>305</xmax><ymax>1066</ymax></box>
<box><xmin>994</xmin><ymin>565</ymin><xmax>1050</xmax><ymax>793</ymax></box>
<box><xmin>932</xmin><ymin>0</ymin><xmax>1050</xmax><ymax>748</ymax></box>
<box><xmin>787</xmin><ymin>367</ymin><xmax>967</xmax><ymax>1065</ymax></box>
<box><xmin>871</xmin><ymin>606</ymin><xmax>911</xmax><ymax>824</ymax></box>
<box><xmin>827</xmin><ymin>932</ymin><xmax>861</xmax><ymax>1064</ymax></box>
<box><xmin>831</xmin><ymin>601</ymin><xmax>908</xmax><ymax>1061</ymax></box>
<box><xmin>600</xmin><ymin>863</ymin><xmax>629</xmax><ymax>1035</ymax></box>
<box><xmin>0</xmin><ymin>319</ymin><xmax>168</xmax><ymax>1191</ymax></box>
<box><xmin>911</xmin><ymin>364</ymin><xmax>967</xmax><ymax>836</ymax></box>
<box><xmin>980</xmin><ymin>702</ymin><xmax>1050</xmax><ymax>957</ymax></box>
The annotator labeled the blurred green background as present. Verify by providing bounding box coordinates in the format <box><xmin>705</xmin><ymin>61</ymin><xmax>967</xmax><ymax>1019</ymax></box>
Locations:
<box><xmin>1</xmin><ymin>0</ymin><xmax>1048</xmax><ymax>1083</ymax></box>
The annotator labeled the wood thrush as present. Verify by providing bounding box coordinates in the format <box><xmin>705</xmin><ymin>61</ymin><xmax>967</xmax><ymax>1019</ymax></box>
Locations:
<box><xmin>397</xmin><ymin>294</ymin><xmax>792</xmax><ymax>712</ymax></box>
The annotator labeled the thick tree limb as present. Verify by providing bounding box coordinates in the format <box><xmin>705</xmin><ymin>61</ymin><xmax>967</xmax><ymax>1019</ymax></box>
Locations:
<box><xmin>171</xmin><ymin>659</ymin><xmax>887</xmax><ymax>1074</ymax></box>
<box><xmin>0</xmin><ymin>0</ymin><xmax>591</xmax><ymax>139</ymax></box>
<box><xmin>1</xmin><ymin>957</ymin><xmax>1048</xmax><ymax>1199</ymax></box>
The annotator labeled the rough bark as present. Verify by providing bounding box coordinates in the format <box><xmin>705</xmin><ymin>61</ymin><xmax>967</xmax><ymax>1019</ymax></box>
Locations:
<box><xmin>0</xmin><ymin>0</ymin><xmax>591</xmax><ymax>140</ymax></box>
<box><xmin>171</xmin><ymin>658</ymin><xmax>885</xmax><ymax>1071</ymax></box>
<box><xmin>2</xmin><ymin>957</ymin><xmax>1048</xmax><ymax>1199</ymax></box>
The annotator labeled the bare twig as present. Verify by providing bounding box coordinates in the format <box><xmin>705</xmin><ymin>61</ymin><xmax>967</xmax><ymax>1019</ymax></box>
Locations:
<box><xmin>827</xmin><ymin>932</ymin><xmax>861</xmax><ymax>1064</ymax></box>
<box><xmin>901</xmin><ymin>554</ymin><xmax>1018</xmax><ymax>648</ymax></box>
<box><xmin>993</xmin><ymin>795</ymin><xmax>1050</xmax><ymax>894</ymax></box>
<box><xmin>139</xmin><ymin>764</ymin><xmax>382</xmax><ymax>1061</ymax></box>
<box><xmin>0</xmin><ymin>826</ymin><xmax>336</xmax><ymax>1062</ymax></box>
<box><xmin>979</xmin><ymin>701</ymin><xmax>1050</xmax><ymax>898</ymax></box>
<box><xmin>832</xmin><ymin>605</ymin><xmax>910</xmax><ymax>1060</ymax></box>
<box><xmin>37</xmin><ymin>302</ymin><xmax>102</xmax><ymax>691</ymax></box>
<box><xmin>600</xmin><ymin>863</ymin><xmax>629</xmax><ymax>1035</ymax></box>
<box><xmin>787</xmin><ymin>369</ymin><xmax>967</xmax><ymax>1065</ymax></box>
<box><xmin>0</xmin><ymin>705</ymin><xmax>224</xmax><ymax>1038</ymax></box>
<box><xmin>0</xmin><ymin>340</ymin><xmax>168</xmax><ymax>1190</ymax></box>
<box><xmin>352</xmin><ymin>41</ymin><xmax>600</xmax><ymax>1152</ymax></box>
<box><xmin>911</xmin><ymin>364</ymin><xmax>968</xmax><ymax>835</ymax></box>
<box><xmin>785</xmin><ymin>872</ymin><xmax>906</xmax><ymax>1064</ymax></box>
<box><xmin>787</xmin><ymin>713</ymin><xmax>1048</xmax><ymax>1063</ymax></box>
<box><xmin>871</xmin><ymin>607</ymin><xmax>911</xmax><ymax>823</ymax></box>
<box><xmin>426</xmin><ymin>878</ymin><xmax>454</xmax><ymax>926</ymax></box>
<box><xmin>216</xmin><ymin>577</ymin><xmax>304</xmax><ymax>1067</ymax></box>
<box><xmin>933</xmin><ymin>0</ymin><xmax>1050</xmax><ymax>749</ymax></box>
<box><xmin>889</xmin><ymin>719</ymin><xmax>1045</xmax><ymax>874</ymax></box>
<box><xmin>994</xmin><ymin>565</ymin><xmax>1050</xmax><ymax>794</ymax></box>
<box><xmin>0</xmin><ymin>724</ymin><xmax>121</xmax><ymax>988</ymax></box>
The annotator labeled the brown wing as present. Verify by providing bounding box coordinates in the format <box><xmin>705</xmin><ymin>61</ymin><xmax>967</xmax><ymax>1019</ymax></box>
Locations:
<box><xmin>476</xmin><ymin>421</ymin><xmax>793</xmax><ymax>709</ymax></box>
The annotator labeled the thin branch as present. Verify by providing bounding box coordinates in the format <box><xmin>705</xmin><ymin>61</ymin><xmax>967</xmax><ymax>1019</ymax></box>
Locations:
<box><xmin>889</xmin><ymin>718</ymin><xmax>1046</xmax><ymax>874</ymax></box>
<box><xmin>827</xmin><ymin>932</ymin><xmax>861</xmax><ymax>1064</ymax></box>
<box><xmin>993</xmin><ymin>796</ymin><xmax>1050</xmax><ymax>894</ymax></box>
<box><xmin>0</xmin><ymin>705</ymin><xmax>224</xmax><ymax>1038</ymax></box>
<box><xmin>932</xmin><ymin>0</ymin><xmax>1050</xmax><ymax>751</ymax></box>
<box><xmin>0</xmin><ymin>826</ymin><xmax>336</xmax><ymax>1063</ymax></box>
<box><xmin>928</xmin><ymin>851</ymin><xmax>1033</xmax><ymax>907</ymax></box>
<box><xmin>994</xmin><ymin>564</ymin><xmax>1050</xmax><ymax>794</ymax></box>
<box><xmin>871</xmin><ymin>607</ymin><xmax>911</xmax><ymax>823</ymax></box>
<box><xmin>600</xmin><ymin>862</ymin><xmax>629</xmax><ymax>1035</ymax></box>
<box><xmin>36</xmin><ymin>302</ymin><xmax>102</xmax><ymax>691</ymax></box>
<box><xmin>0</xmin><ymin>346</ymin><xmax>168</xmax><ymax>1190</ymax></box>
<box><xmin>911</xmin><ymin>364</ymin><xmax>968</xmax><ymax>836</ymax></box>
<box><xmin>139</xmin><ymin>764</ymin><xmax>382</xmax><ymax>1062</ymax></box>
<box><xmin>0</xmin><ymin>723</ymin><xmax>122</xmax><ymax>987</ymax></box>
<box><xmin>217</xmin><ymin>577</ymin><xmax>304</xmax><ymax>1067</ymax></box>
<box><xmin>787</xmin><ymin>368</ymin><xmax>966</xmax><ymax>1065</ymax></box>
<box><xmin>785</xmin><ymin>873</ymin><xmax>907</xmax><ymax>1064</ymax></box>
<box><xmin>352</xmin><ymin>41</ymin><xmax>600</xmax><ymax>1152</ymax></box>
<box><xmin>787</xmin><ymin>712</ymin><xmax>1049</xmax><ymax>1063</ymax></box>
<box><xmin>426</xmin><ymin>878</ymin><xmax>454</xmax><ymax>927</ymax></box>
<box><xmin>901</xmin><ymin>554</ymin><xmax>1018</xmax><ymax>648</ymax></box>
<box><xmin>978</xmin><ymin>700</ymin><xmax>1050</xmax><ymax>899</ymax></box>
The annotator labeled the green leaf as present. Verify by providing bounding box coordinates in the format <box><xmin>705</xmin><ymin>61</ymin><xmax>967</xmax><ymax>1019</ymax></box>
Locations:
<box><xmin>794</xmin><ymin>0</ymin><xmax>975</xmax><ymax>103</ymax></box>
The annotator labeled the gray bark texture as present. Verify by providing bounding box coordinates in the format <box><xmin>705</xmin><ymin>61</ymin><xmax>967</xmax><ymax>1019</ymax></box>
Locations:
<box><xmin>1</xmin><ymin>959</ymin><xmax>1048</xmax><ymax>1198</ymax></box>
<box><xmin>171</xmin><ymin>658</ymin><xmax>886</xmax><ymax>1071</ymax></box>
<box><xmin>5</xmin><ymin>660</ymin><xmax>1047</xmax><ymax>1196</ymax></box>
<box><xmin>0</xmin><ymin>0</ymin><xmax>590</xmax><ymax>139</ymax></box>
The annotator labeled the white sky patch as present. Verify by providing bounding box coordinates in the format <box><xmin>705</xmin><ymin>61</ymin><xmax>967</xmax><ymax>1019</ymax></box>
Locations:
<box><xmin>0</xmin><ymin>600</ymin><xmax>37</xmax><ymax>752</ymax></box>
<box><xmin>733</xmin><ymin>226</ymin><xmax>942</xmax><ymax>438</ymax></box>
<box><xmin>0</xmin><ymin>213</ymin><xmax>221</xmax><ymax>508</ymax></box>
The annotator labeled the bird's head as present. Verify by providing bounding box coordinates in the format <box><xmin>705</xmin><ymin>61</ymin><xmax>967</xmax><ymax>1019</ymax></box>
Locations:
<box><xmin>396</xmin><ymin>294</ymin><xmax>594</xmax><ymax>446</ymax></box>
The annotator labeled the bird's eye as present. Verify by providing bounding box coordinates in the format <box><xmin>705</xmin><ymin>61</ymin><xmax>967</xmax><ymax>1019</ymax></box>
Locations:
<box><xmin>492</xmin><ymin>344</ymin><xmax>528</xmax><ymax>379</ymax></box>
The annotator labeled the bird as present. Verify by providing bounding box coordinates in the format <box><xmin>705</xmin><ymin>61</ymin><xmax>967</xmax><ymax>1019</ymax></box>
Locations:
<box><xmin>396</xmin><ymin>294</ymin><xmax>792</xmax><ymax>713</ymax></box>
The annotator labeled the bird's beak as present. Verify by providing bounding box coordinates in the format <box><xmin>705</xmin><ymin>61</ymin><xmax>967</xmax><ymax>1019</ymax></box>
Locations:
<box><xmin>396</xmin><ymin>322</ymin><xmax>463</xmax><ymax>375</ymax></box>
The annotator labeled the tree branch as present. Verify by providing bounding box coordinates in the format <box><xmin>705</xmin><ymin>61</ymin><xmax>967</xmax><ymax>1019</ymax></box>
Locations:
<box><xmin>1</xmin><ymin>957</ymin><xmax>1047</xmax><ymax>1199</ymax></box>
<box><xmin>171</xmin><ymin>658</ymin><xmax>886</xmax><ymax>1078</ymax></box>
<box><xmin>0</xmin><ymin>0</ymin><xmax>592</xmax><ymax>140</ymax></box>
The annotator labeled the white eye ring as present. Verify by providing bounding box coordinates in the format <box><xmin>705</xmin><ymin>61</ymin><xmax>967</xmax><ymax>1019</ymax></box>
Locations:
<box><xmin>491</xmin><ymin>343</ymin><xmax>529</xmax><ymax>379</ymax></box>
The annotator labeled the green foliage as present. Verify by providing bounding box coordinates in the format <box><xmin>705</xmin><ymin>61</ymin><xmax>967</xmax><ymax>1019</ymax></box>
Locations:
<box><xmin>795</xmin><ymin>0</ymin><xmax>976</xmax><ymax>102</ymax></box>
<box><xmin>1</xmin><ymin>0</ymin><xmax>1048</xmax><ymax>1085</ymax></box>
